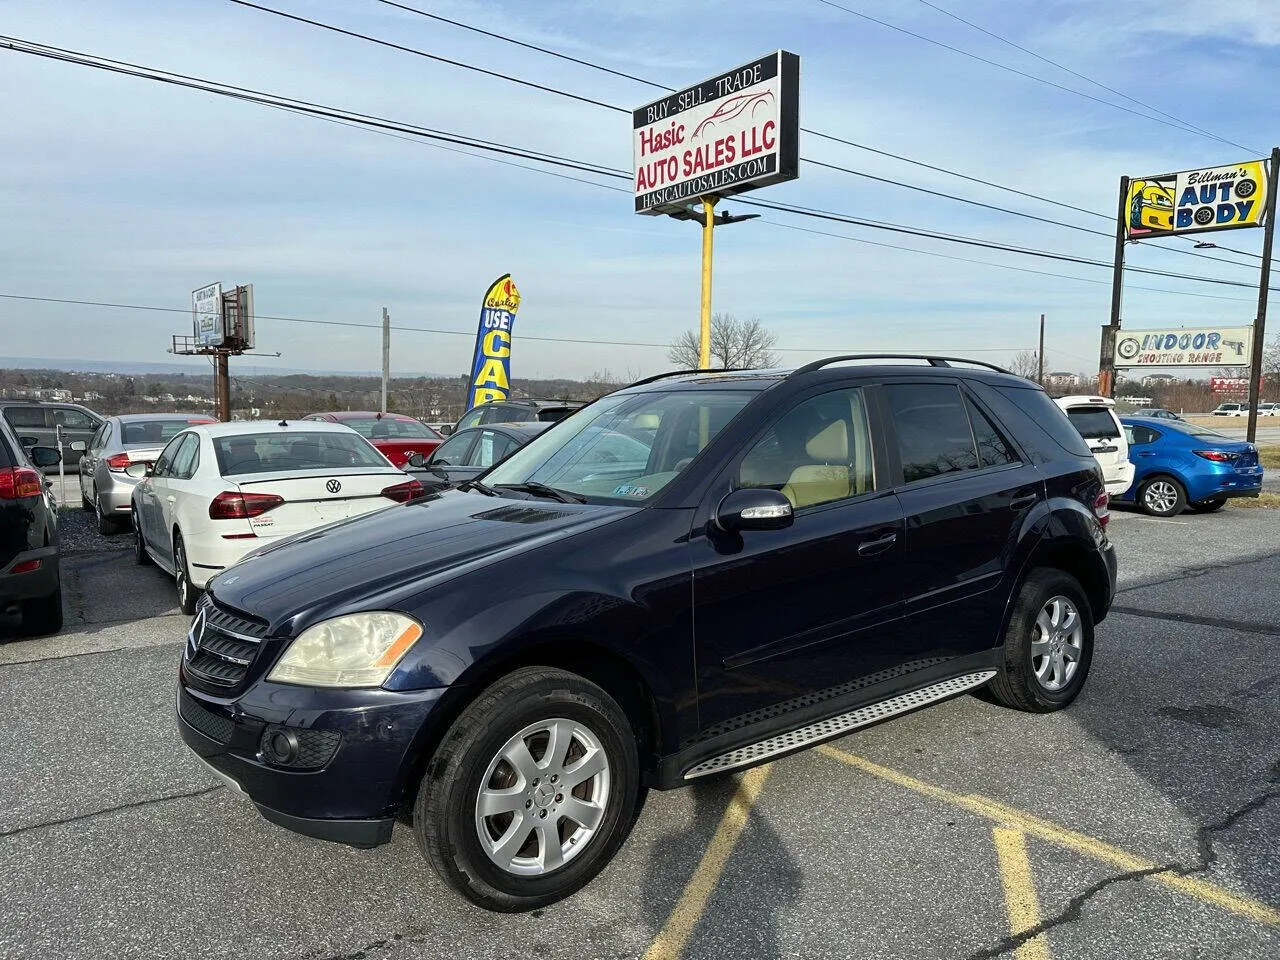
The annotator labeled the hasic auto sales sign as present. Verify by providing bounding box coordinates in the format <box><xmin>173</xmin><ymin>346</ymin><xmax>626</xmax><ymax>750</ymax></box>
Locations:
<box><xmin>633</xmin><ymin>51</ymin><xmax>799</xmax><ymax>215</ymax></box>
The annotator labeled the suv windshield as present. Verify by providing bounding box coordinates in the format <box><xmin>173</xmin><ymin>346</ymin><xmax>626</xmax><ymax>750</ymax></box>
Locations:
<box><xmin>484</xmin><ymin>389</ymin><xmax>757</xmax><ymax>503</ymax></box>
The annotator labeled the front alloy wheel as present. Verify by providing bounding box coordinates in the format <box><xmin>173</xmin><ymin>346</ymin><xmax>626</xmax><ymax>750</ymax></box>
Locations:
<box><xmin>475</xmin><ymin>718</ymin><xmax>611</xmax><ymax>877</ymax></box>
<box><xmin>415</xmin><ymin>666</ymin><xmax>642</xmax><ymax>912</ymax></box>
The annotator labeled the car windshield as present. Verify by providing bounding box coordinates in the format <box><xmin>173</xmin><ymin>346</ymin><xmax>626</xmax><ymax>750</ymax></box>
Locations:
<box><xmin>213</xmin><ymin>431</ymin><xmax>390</xmax><ymax>476</ymax></box>
<box><xmin>121</xmin><ymin>418</ymin><xmax>212</xmax><ymax>446</ymax></box>
<box><xmin>484</xmin><ymin>389</ymin><xmax>758</xmax><ymax>503</ymax></box>
<box><xmin>339</xmin><ymin>417</ymin><xmax>438</xmax><ymax>440</ymax></box>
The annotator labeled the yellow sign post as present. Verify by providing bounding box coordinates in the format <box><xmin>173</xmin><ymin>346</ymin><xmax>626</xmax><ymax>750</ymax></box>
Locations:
<box><xmin>698</xmin><ymin>197</ymin><xmax>717</xmax><ymax>367</ymax></box>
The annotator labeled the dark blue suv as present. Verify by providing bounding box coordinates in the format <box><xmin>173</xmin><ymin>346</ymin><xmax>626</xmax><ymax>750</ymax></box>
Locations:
<box><xmin>177</xmin><ymin>357</ymin><xmax>1116</xmax><ymax>911</ymax></box>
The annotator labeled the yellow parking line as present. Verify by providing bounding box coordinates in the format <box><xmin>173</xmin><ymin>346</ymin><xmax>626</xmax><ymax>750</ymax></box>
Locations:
<box><xmin>993</xmin><ymin>827</ymin><xmax>1051</xmax><ymax>960</ymax></box>
<box><xmin>818</xmin><ymin>746</ymin><xmax>1280</xmax><ymax>928</ymax></box>
<box><xmin>643</xmin><ymin>764</ymin><xmax>772</xmax><ymax>960</ymax></box>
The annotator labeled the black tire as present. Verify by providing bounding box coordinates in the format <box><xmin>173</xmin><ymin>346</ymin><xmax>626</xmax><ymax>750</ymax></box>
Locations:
<box><xmin>174</xmin><ymin>534</ymin><xmax>199</xmax><ymax>616</ymax></box>
<box><xmin>95</xmin><ymin>491</ymin><xmax>120</xmax><ymax>536</ymax></box>
<box><xmin>132</xmin><ymin>508</ymin><xmax>152</xmax><ymax>566</ymax></box>
<box><xmin>21</xmin><ymin>584</ymin><xmax>64</xmax><ymax>637</ymax></box>
<box><xmin>1137</xmin><ymin>475</ymin><xmax>1187</xmax><ymax>517</ymax></box>
<box><xmin>987</xmin><ymin>569</ymin><xmax>1094</xmax><ymax>714</ymax></box>
<box><xmin>1188</xmin><ymin>497</ymin><xmax>1227</xmax><ymax>513</ymax></box>
<box><xmin>415</xmin><ymin>666</ymin><xmax>642</xmax><ymax>912</ymax></box>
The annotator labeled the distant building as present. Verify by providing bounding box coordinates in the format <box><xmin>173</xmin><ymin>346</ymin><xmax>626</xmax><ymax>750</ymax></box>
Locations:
<box><xmin>1141</xmin><ymin>374</ymin><xmax>1177</xmax><ymax>388</ymax></box>
<box><xmin>1044</xmin><ymin>372</ymin><xmax>1081</xmax><ymax>389</ymax></box>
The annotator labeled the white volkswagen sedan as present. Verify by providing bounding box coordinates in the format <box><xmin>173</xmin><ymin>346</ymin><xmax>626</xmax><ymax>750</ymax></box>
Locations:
<box><xmin>130</xmin><ymin>420</ymin><xmax>421</xmax><ymax>614</ymax></box>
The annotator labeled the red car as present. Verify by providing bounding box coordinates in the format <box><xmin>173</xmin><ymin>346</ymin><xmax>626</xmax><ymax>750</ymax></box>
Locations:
<box><xmin>302</xmin><ymin>411</ymin><xmax>442</xmax><ymax>468</ymax></box>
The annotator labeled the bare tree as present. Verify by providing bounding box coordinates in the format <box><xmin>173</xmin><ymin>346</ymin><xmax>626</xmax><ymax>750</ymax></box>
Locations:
<box><xmin>667</xmin><ymin>314</ymin><xmax>780</xmax><ymax>369</ymax></box>
<box><xmin>1008</xmin><ymin>349</ymin><xmax>1040</xmax><ymax>381</ymax></box>
<box><xmin>1264</xmin><ymin>333</ymin><xmax>1280</xmax><ymax>392</ymax></box>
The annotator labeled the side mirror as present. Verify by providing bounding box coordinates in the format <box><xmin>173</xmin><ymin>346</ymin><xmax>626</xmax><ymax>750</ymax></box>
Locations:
<box><xmin>713</xmin><ymin>488</ymin><xmax>794</xmax><ymax>533</ymax></box>
<box><xmin>19</xmin><ymin>436</ymin><xmax>38</xmax><ymax>447</ymax></box>
<box><xmin>124</xmin><ymin>463</ymin><xmax>149</xmax><ymax>479</ymax></box>
<box><xmin>438</xmin><ymin>424</ymin><xmax>454</xmax><ymax>436</ymax></box>
<box><xmin>70</xmin><ymin>440</ymin><xmax>87</xmax><ymax>452</ymax></box>
<box><xmin>30</xmin><ymin>446</ymin><xmax>62</xmax><ymax>468</ymax></box>
<box><xmin>407</xmin><ymin>452</ymin><xmax>428</xmax><ymax>469</ymax></box>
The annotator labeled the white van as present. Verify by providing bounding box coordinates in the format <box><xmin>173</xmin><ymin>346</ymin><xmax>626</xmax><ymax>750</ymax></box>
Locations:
<box><xmin>1053</xmin><ymin>395</ymin><xmax>1135</xmax><ymax>498</ymax></box>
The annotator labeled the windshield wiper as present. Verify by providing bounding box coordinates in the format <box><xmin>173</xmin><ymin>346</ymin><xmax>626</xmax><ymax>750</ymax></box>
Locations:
<box><xmin>495</xmin><ymin>482</ymin><xmax>586</xmax><ymax>504</ymax></box>
<box><xmin>458</xmin><ymin>478</ymin><xmax>499</xmax><ymax>496</ymax></box>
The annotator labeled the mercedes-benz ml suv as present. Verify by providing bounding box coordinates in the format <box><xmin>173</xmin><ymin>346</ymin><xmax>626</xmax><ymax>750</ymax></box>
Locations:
<box><xmin>176</xmin><ymin>356</ymin><xmax>1117</xmax><ymax>911</ymax></box>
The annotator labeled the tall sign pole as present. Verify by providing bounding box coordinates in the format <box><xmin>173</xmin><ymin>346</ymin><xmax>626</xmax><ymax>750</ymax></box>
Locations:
<box><xmin>381</xmin><ymin>307</ymin><xmax>391</xmax><ymax>414</ymax></box>
<box><xmin>1245</xmin><ymin>146</ymin><xmax>1279</xmax><ymax>444</ymax></box>
<box><xmin>1101</xmin><ymin>176</ymin><xmax>1129</xmax><ymax>399</ymax></box>
<box><xmin>1037</xmin><ymin>313</ymin><xmax>1045</xmax><ymax>385</ymax></box>
<box><xmin>699</xmin><ymin>198</ymin><xmax>718</xmax><ymax>366</ymax></box>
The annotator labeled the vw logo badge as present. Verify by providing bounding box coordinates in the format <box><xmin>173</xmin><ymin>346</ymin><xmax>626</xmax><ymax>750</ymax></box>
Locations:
<box><xmin>326</xmin><ymin>479</ymin><xmax>342</xmax><ymax>493</ymax></box>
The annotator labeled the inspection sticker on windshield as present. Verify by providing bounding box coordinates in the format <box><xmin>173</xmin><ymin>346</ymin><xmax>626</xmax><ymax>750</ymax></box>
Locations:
<box><xmin>612</xmin><ymin>483</ymin><xmax>649</xmax><ymax>498</ymax></box>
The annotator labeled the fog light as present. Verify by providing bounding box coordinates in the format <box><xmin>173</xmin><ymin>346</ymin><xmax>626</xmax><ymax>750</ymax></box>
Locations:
<box><xmin>264</xmin><ymin>728</ymin><xmax>300</xmax><ymax>765</ymax></box>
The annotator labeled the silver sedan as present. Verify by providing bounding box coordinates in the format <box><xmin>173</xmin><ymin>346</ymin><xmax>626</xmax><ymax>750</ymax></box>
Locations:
<box><xmin>78</xmin><ymin>414</ymin><xmax>214</xmax><ymax>534</ymax></box>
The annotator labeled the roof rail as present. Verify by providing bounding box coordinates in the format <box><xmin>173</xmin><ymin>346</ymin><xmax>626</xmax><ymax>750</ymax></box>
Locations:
<box><xmin>623</xmin><ymin>367</ymin><xmax>751</xmax><ymax>389</ymax></box>
<box><xmin>790</xmin><ymin>354</ymin><xmax>1012</xmax><ymax>376</ymax></box>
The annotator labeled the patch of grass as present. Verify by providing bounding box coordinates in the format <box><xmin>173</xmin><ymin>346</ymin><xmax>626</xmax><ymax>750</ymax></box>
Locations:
<box><xmin>1257</xmin><ymin>445</ymin><xmax>1280</xmax><ymax>470</ymax></box>
<box><xmin>1230</xmin><ymin>492</ymin><xmax>1280</xmax><ymax>509</ymax></box>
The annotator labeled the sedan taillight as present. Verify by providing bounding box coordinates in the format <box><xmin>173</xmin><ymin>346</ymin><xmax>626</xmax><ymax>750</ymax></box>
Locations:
<box><xmin>381</xmin><ymin>478</ymin><xmax>425</xmax><ymax>503</ymax></box>
<box><xmin>1194</xmin><ymin>449</ymin><xmax>1238</xmax><ymax>463</ymax></box>
<box><xmin>209</xmin><ymin>491</ymin><xmax>285</xmax><ymax>520</ymax></box>
<box><xmin>1093</xmin><ymin>492</ymin><xmax>1110</xmax><ymax>528</ymax></box>
<box><xmin>0</xmin><ymin>466</ymin><xmax>42</xmax><ymax>500</ymax></box>
<box><xmin>105</xmin><ymin>453</ymin><xmax>132</xmax><ymax>472</ymax></box>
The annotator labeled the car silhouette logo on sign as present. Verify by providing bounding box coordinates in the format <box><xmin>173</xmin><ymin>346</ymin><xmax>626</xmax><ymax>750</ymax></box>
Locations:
<box><xmin>326</xmin><ymin>479</ymin><xmax>342</xmax><ymax>493</ymax></box>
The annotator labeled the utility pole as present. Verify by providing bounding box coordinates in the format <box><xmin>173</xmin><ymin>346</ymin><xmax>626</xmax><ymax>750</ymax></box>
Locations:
<box><xmin>215</xmin><ymin>353</ymin><xmax>230</xmax><ymax>421</ymax></box>
<box><xmin>1037</xmin><ymin>314</ymin><xmax>1045</xmax><ymax>385</ymax></box>
<box><xmin>1245</xmin><ymin>146</ymin><xmax>1279</xmax><ymax>443</ymax></box>
<box><xmin>381</xmin><ymin>306</ymin><xmax>390</xmax><ymax>414</ymax></box>
<box><xmin>1100</xmin><ymin>176</ymin><xmax>1130</xmax><ymax>399</ymax></box>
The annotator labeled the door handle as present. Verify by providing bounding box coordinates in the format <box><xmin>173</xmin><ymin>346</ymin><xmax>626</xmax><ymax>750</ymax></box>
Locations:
<box><xmin>1138</xmin><ymin>451</ymin><xmax>1155</xmax><ymax>457</ymax></box>
<box><xmin>1009</xmin><ymin>493</ymin><xmax>1039</xmax><ymax>509</ymax></box>
<box><xmin>857</xmin><ymin>531</ymin><xmax>898</xmax><ymax>556</ymax></box>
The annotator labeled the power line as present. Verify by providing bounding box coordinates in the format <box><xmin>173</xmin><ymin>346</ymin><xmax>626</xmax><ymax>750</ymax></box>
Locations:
<box><xmin>364</xmin><ymin>0</ymin><xmax>1266</xmax><ymax>268</ymax></box>
<box><xmin>813</xmin><ymin>0</ymin><xmax>1260</xmax><ymax>154</ymax></box>
<box><xmin>3</xmin><ymin>36</ymin><xmax>1271</xmax><ymax>296</ymax></box>
<box><xmin>911</xmin><ymin>0</ymin><xmax>1228</xmax><ymax>144</ymax></box>
<box><xmin>0</xmin><ymin>293</ymin><xmax>1022</xmax><ymax>354</ymax></box>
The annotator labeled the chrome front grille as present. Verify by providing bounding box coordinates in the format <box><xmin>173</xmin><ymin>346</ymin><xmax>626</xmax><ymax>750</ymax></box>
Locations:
<box><xmin>184</xmin><ymin>597</ymin><xmax>268</xmax><ymax>693</ymax></box>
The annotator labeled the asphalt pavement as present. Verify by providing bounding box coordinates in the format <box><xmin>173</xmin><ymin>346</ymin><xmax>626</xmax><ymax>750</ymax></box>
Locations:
<box><xmin>1</xmin><ymin>492</ymin><xmax>1277</xmax><ymax>959</ymax></box>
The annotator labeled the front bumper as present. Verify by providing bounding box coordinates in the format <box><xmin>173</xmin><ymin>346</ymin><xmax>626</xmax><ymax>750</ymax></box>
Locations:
<box><xmin>0</xmin><ymin>545</ymin><xmax>59</xmax><ymax>603</ymax></box>
<box><xmin>176</xmin><ymin>679</ymin><xmax>448</xmax><ymax>848</ymax></box>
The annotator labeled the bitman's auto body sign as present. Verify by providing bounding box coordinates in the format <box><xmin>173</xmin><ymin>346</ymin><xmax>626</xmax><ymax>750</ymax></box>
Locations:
<box><xmin>633</xmin><ymin>51</ymin><xmax>799</xmax><ymax>215</ymax></box>
<box><xmin>1114</xmin><ymin>325</ymin><xmax>1254</xmax><ymax>368</ymax></box>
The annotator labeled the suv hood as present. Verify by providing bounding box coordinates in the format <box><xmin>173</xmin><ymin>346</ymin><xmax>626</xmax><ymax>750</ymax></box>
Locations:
<box><xmin>206</xmin><ymin>490</ymin><xmax>634</xmax><ymax>631</ymax></box>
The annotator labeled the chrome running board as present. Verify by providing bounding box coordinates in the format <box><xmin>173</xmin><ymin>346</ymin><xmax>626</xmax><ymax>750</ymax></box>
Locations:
<box><xmin>683</xmin><ymin>670</ymin><xmax>996</xmax><ymax>780</ymax></box>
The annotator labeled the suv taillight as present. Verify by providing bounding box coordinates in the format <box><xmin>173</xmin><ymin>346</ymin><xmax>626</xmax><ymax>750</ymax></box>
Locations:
<box><xmin>1194</xmin><ymin>449</ymin><xmax>1237</xmax><ymax>463</ymax></box>
<box><xmin>105</xmin><ymin>453</ymin><xmax>132</xmax><ymax>472</ymax></box>
<box><xmin>381</xmin><ymin>478</ymin><xmax>424</xmax><ymax>503</ymax></box>
<box><xmin>0</xmin><ymin>466</ymin><xmax>43</xmax><ymax>500</ymax></box>
<box><xmin>1093</xmin><ymin>492</ymin><xmax>1110</xmax><ymax>528</ymax></box>
<box><xmin>209</xmin><ymin>491</ymin><xmax>285</xmax><ymax>519</ymax></box>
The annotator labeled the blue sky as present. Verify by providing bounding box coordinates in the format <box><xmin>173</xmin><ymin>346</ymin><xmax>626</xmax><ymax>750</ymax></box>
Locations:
<box><xmin>1</xmin><ymin>0</ymin><xmax>1277</xmax><ymax>380</ymax></box>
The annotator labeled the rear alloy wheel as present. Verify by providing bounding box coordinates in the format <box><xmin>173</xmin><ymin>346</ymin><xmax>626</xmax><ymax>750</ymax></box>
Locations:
<box><xmin>987</xmin><ymin>569</ymin><xmax>1094</xmax><ymax>713</ymax></box>
<box><xmin>1138</xmin><ymin>476</ymin><xmax>1186</xmax><ymax>517</ymax></box>
<box><xmin>174</xmin><ymin>534</ymin><xmax>199</xmax><ymax>616</ymax></box>
<box><xmin>415</xmin><ymin>667</ymin><xmax>641</xmax><ymax>912</ymax></box>
<box><xmin>1189</xmin><ymin>497</ymin><xmax>1227</xmax><ymax>513</ymax></box>
<box><xmin>132</xmin><ymin>509</ymin><xmax>152</xmax><ymax>566</ymax></box>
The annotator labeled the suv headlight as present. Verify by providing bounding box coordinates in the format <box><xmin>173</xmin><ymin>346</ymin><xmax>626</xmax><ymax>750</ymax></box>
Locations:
<box><xmin>267</xmin><ymin>612</ymin><xmax>423</xmax><ymax>688</ymax></box>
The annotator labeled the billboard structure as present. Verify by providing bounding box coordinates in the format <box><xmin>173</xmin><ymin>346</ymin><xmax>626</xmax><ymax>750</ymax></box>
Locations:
<box><xmin>466</xmin><ymin>275</ymin><xmax>521</xmax><ymax>410</ymax></box>
<box><xmin>1124</xmin><ymin>159</ymin><xmax>1270</xmax><ymax>239</ymax></box>
<box><xmin>192</xmin><ymin>283</ymin><xmax>223</xmax><ymax>347</ymax></box>
<box><xmin>1113</xmin><ymin>325</ymin><xmax>1253</xmax><ymax>368</ymax></box>
<box><xmin>632</xmin><ymin>51</ymin><xmax>799</xmax><ymax>216</ymax></box>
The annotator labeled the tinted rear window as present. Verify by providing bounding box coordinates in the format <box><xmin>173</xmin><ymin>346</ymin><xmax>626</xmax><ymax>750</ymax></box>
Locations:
<box><xmin>971</xmin><ymin>384</ymin><xmax>1093</xmax><ymax>463</ymax></box>
<box><xmin>121</xmin><ymin>419</ymin><xmax>212</xmax><ymax>445</ymax></box>
<box><xmin>1065</xmin><ymin>407</ymin><xmax>1120</xmax><ymax>440</ymax></box>
<box><xmin>3</xmin><ymin>407</ymin><xmax>46</xmax><ymax>428</ymax></box>
<box><xmin>885</xmin><ymin>383</ymin><xmax>979</xmax><ymax>482</ymax></box>
<box><xmin>339</xmin><ymin>417</ymin><xmax>437</xmax><ymax>440</ymax></box>
<box><xmin>213</xmin><ymin>431</ymin><xmax>389</xmax><ymax>476</ymax></box>
<box><xmin>536</xmin><ymin>408</ymin><xmax>576</xmax><ymax>422</ymax></box>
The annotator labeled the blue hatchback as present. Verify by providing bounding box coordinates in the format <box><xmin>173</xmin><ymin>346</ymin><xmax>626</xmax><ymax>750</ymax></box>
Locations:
<box><xmin>1118</xmin><ymin>416</ymin><xmax>1264</xmax><ymax>516</ymax></box>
